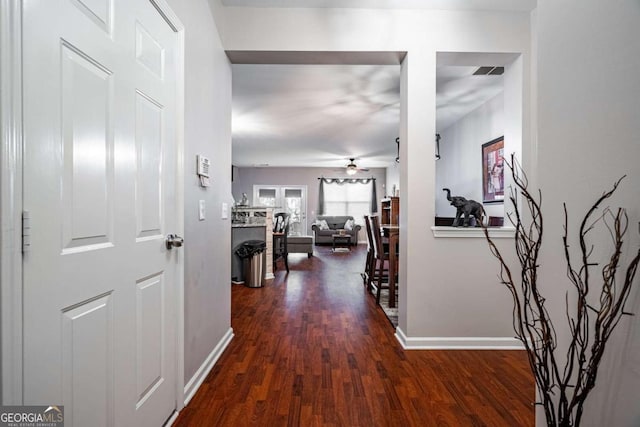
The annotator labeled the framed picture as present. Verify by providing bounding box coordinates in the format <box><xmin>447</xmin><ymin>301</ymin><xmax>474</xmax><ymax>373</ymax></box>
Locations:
<box><xmin>481</xmin><ymin>136</ymin><xmax>505</xmax><ymax>203</ymax></box>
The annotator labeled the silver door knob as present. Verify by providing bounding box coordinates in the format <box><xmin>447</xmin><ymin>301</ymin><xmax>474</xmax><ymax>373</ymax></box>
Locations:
<box><xmin>165</xmin><ymin>234</ymin><xmax>184</xmax><ymax>249</ymax></box>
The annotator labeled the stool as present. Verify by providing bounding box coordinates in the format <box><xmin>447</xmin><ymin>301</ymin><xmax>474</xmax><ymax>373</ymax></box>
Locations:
<box><xmin>287</xmin><ymin>235</ymin><xmax>313</xmax><ymax>257</ymax></box>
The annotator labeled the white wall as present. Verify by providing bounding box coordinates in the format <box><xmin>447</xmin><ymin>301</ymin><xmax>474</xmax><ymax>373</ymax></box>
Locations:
<box><xmin>535</xmin><ymin>0</ymin><xmax>640</xmax><ymax>425</ymax></box>
<box><xmin>165</xmin><ymin>0</ymin><xmax>233</xmax><ymax>387</ymax></box>
<box><xmin>436</xmin><ymin>92</ymin><xmax>504</xmax><ymax>218</ymax></box>
<box><xmin>216</xmin><ymin>6</ymin><xmax>531</xmax><ymax>343</ymax></box>
<box><xmin>232</xmin><ymin>166</ymin><xmax>386</xmax><ymax>238</ymax></box>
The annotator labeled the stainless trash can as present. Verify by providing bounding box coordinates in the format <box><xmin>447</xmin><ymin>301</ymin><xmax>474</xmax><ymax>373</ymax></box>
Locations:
<box><xmin>235</xmin><ymin>240</ymin><xmax>266</xmax><ymax>287</ymax></box>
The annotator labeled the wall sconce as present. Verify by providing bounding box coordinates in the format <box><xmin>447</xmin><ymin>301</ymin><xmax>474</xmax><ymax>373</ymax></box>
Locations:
<box><xmin>435</xmin><ymin>134</ymin><xmax>441</xmax><ymax>160</ymax></box>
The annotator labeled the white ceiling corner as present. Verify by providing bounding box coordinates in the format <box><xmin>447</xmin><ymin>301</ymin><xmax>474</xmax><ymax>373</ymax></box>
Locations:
<box><xmin>222</xmin><ymin>0</ymin><xmax>536</xmax><ymax>12</ymax></box>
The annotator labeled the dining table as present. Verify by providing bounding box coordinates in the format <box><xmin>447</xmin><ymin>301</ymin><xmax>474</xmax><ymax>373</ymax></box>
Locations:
<box><xmin>381</xmin><ymin>224</ymin><xmax>399</xmax><ymax>308</ymax></box>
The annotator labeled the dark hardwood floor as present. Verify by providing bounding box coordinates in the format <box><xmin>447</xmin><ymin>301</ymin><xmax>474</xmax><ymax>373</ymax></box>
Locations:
<box><xmin>174</xmin><ymin>244</ymin><xmax>534</xmax><ymax>426</ymax></box>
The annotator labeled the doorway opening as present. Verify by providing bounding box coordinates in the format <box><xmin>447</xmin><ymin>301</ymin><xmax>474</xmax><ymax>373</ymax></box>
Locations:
<box><xmin>227</xmin><ymin>51</ymin><xmax>404</xmax><ymax>323</ymax></box>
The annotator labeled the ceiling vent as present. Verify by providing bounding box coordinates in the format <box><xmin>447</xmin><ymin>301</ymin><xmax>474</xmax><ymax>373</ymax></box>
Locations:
<box><xmin>473</xmin><ymin>66</ymin><xmax>504</xmax><ymax>76</ymax></box>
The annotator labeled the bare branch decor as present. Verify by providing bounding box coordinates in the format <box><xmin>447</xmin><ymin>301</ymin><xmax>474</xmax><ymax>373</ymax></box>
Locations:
<box><xmin>483</xmin><ymin>154</ymin><xmax>640</xmax><ymax>427</ymax></box>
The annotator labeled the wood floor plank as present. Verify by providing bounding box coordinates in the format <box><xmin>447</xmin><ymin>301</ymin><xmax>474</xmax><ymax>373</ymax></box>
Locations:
<box><xmin>174</xmin><ymin>245</ymin><xmax>534</xmax><ymax>426</ymax></box>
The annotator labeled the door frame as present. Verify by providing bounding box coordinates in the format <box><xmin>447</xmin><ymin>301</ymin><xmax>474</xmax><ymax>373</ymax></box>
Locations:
<box><xmin>0</xmin><ymin>0</ymin><xmax>24</xmax><ymax>406</ymax></box>
<box><xmin>0</xmin><ymin>0</ymin><xmax>187</xmax><ymax>411</ymax></box>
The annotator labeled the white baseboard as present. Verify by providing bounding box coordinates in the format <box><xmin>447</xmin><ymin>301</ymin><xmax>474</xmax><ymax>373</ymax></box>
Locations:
<box><xmin>395</xmin><ymin>327</ymin><xmax>524</xmax><ymax>350</ymax></box>
<box><xmin>164</xmin><ymin>410</ymin><xmax>179</xmax><ymax>426</ymax></box>
<box><xmin>183</xmin><ymin>327</ymin><xmax>234</xmax><ymax>406</ymax></box>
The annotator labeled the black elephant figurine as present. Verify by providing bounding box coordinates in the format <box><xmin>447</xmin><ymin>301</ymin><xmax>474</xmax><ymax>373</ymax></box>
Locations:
<box><xmin>442</xmin><ymin>188</ymin><xmax>484</xmax><ymax>227</ymax></box>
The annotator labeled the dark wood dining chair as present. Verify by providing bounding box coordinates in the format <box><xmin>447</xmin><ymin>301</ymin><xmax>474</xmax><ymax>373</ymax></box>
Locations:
<box><xmin>370</xmin><ymin>215</ymin><xmax>391</xmax><ymax>305</ymax></box>
<box><xmin>362</xmin><ymin>216</ymin><xmax>376</xmax><ymax>291</ymax></box>
<box><xmin>272</xmin><ymin>212</ymin><xmax>290</xmax><ymax>273</ymax></box>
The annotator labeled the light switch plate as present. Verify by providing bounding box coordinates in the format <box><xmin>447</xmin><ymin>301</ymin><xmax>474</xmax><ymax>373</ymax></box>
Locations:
<box><xmin>199</xmin><ymin>200</ymin><xmax>205</xmax><ymax>220</ymax></box>
<box><xmin>221</xmin><ymin>202</ymin><xmax>228</xmax><ymax>220</ymax></box>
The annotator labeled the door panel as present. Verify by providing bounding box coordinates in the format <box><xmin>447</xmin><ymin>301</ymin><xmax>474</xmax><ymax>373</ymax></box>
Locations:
<box><xmin>61</xmin><ymin>41</ymin><xmax>114</xmax><ymax>252</ymax></box>
<box><xmin>135</xmin><ymin>274</ymin><xmax>164</xmax><ymax>407</ymax></box>
<box><xmin>135</xmin><ymin>22</ymin><xmax>164</xmax><ymax>79</ymax></box>
<box><xmin>62</xmin><ymin>293</ymin><xmax>114</xmax><ymax>427</ymax></box>
<box><xmin>69</xmin><ymin>0</ymin><xmax>112</xmax><ymax>32</ymax></box>
<box><xmin>22</xmin><ymin>0</ymin><xmax>180</xmax><ymax>425</ymax></box>
<box><xmin>135</xmin><ymin>91</ymin><xmax>164</xmax><ymax>240</ymax></box>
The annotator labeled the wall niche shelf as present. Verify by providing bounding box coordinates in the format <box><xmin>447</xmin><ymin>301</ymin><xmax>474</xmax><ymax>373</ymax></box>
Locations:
<box><xmin>431</xmin><ymin>226</ymin><xmax>515</xmax><ymax>238</ymax></box>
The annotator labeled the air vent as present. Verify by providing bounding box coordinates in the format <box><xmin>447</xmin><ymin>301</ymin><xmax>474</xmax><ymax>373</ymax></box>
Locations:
<box><xmin>473</xmin><ymin>66</ymin><xmax>504</xmax><ymax>76</ymax></box>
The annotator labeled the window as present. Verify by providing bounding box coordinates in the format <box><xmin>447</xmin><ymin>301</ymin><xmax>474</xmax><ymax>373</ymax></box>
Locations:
<box><xmin>256</xmin><ymin>188</ymin><xmax>277</xmax><ymax>207</ymax></box>
<box><xmin>253</xmin><ymin>185</ymin><xmax>307</xmax><ymax>235</ymax></box>
<box><xmin>283</xmin><ymin>189</ymin><xmax>303</xmax><ymax>235</ymax></box>
<box><xmin>323</xmin><ymin>181</ymin><xmax>372</xmax><ymax>225</ymax></box>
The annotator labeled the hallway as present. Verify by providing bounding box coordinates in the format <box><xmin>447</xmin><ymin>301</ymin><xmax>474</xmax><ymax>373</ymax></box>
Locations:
<box><xmin>175</xmin><ymin>245</ymin><xmax>534</xmax><ymax>426</ymax></box>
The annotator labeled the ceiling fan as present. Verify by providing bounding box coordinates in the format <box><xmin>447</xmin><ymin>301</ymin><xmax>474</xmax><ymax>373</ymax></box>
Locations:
<box><xmin>345</xmin><ymin>158</ymin><xmax>369</xmax><ymax>175</ymax></box>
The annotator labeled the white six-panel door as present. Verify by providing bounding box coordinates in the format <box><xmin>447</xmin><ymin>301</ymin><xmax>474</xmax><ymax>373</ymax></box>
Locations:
<box><xmin>22</xmin><ymin>0</ymin><xmax>181</xmax><ymax>425</ymax></box>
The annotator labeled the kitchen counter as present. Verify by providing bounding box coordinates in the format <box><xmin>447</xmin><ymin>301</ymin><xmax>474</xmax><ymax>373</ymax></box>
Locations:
<box><xmin>232</xmin><ymin>223</ymin><xmax>266</xmax><ymax>228</ymax></box>
<box><xmin>231</xmin><ymin>207</ymin><xmax>274</xmax><ymax>283</ymax></box>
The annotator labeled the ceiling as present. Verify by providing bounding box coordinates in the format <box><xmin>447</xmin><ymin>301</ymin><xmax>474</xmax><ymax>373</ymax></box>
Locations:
<box><xmin>225</xmin><ymin>4</ymin><xmax>525</xmax><ymax>170</ymax></box>
<box><xmin>232</xmin><ymin>67</ymin><xmax>506</xmax><ymax>168</ymax></box>
<box><xmin>436</xmin><ymin>66</ymin><xmax>503</xmax><ymax>132</ymax></box>
<box><xmin>231</xmin><ymin>51</ymin><xmax>516</xmax><ymax>169</ymax></box>
<box><xmin>222</xmin><ymin>0</ymin><xmax>536</xmax><ymax>12</ymax></box>
<box><xmin>232</xmin><ymin>64</ymin><xmax>401</xmax><ymax>168</ymax></box>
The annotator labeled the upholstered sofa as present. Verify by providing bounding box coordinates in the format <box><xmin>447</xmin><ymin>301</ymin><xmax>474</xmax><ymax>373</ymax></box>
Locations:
<box><xmin>311</xmin><ymin>215</ymin><xmax>361</xmax><ymax>245</ymax></box>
